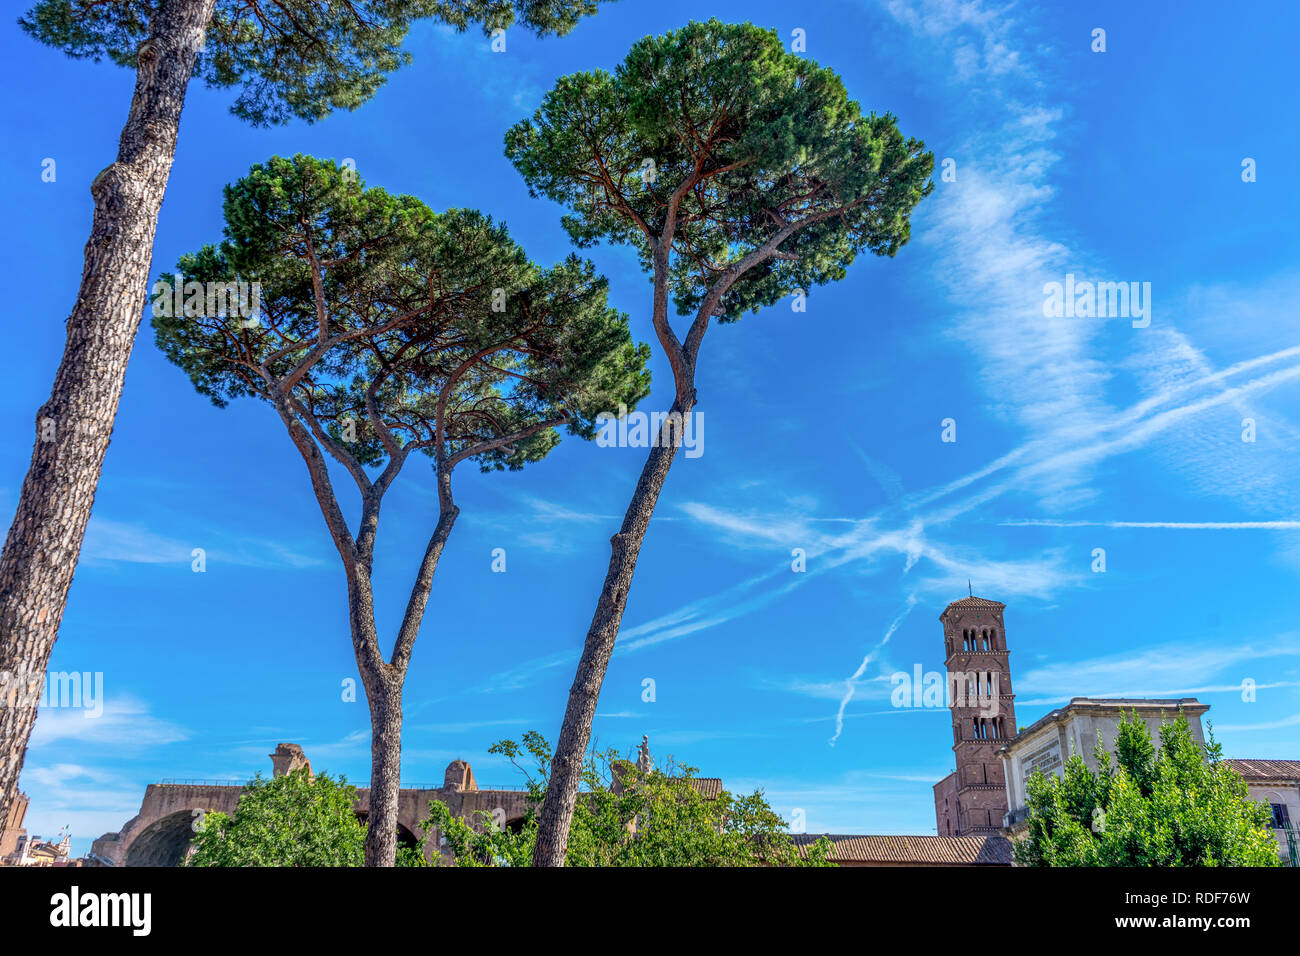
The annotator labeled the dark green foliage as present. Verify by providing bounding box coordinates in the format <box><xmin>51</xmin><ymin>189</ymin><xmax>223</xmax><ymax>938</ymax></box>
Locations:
<box><xmin>152</xmin><ymin>154</ymin><xmax>650</xmax><ymax>474</ymax></box>
<box><xmin>506</xmin><ymin>18</ymin><xmax>933</xmax><ymax>320</ymax></box>
<box><xmin>21</xmin><ymin>0</ymin><xmax>606</xmax><ymax>125</ymax></box>
<box><xmin>422</xmin><ymin>731</ymin><xmax>833</xmax><ymax>866</ymax></box>
<box><xmin>1014</xmin><ymin>711</ymin><xmax>1281</xmax><ymax>867</ymax></box>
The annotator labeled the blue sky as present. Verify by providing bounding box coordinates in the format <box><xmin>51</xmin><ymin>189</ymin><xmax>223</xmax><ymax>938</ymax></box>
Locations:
<box><xmin>4</xmin><ymin>0</ymin><xmax>1299</xmax><ymax>855</ymax></box>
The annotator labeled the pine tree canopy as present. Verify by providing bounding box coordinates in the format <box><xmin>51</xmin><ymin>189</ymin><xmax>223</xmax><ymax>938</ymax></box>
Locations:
<box><xmin>20</xmin><ymin>0</ymin><xmax>607</xmax><ymax>124</ymax></box>
<box><xmin>152</xmin><ymin>154</ymin><xmax>650</xmax><ymax>474</ymax></box>
<box><xmin>505</xmin><ymin>18</ymin><xmax>934</xmax><ymax>321</ymax></box>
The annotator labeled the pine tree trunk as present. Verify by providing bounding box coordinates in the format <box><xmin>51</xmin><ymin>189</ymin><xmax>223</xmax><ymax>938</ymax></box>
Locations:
<box><xmin>352</xmin><ymin>494</ymin><xmax>459</xmax><ymax>868</ymax></box>
<box><xmin>347</xmin><ymin>567</ymin><xmax>404</xmax><ymax>869</ymax></box>
<box><xmin>0</xmin><ymin>0</ymin><xmax>215</xmax><ymax>827</ymax></box>
<box><xmin>363</xmin><ymin>665</ymin><xmax>404</xmax><ymax>868</ymax></box>
<box><xmin>532</xmin><ymin>395</ymin><xmax>696</xmax><ymax>866</ymax></box>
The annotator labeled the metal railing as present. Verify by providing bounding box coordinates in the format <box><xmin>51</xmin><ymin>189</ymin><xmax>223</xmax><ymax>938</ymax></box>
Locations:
<box><xmin>400</xmin><ymin>782</ymin><xmax>532</xmax><ymax>792</ymax></box>
<box><xmin>158</xmin><ymin>779</ymin><xmax>244</xmax><ymax>787</ymax></box>
<box><xmin>1279</xmin><ymin>823</ymin><xmax>1298</xmax><ymax>867</ymax></box>
<box><xmin>153</xmin><ymin>777</ymin><xmax>534</xmax><ymax>791</ymax></box>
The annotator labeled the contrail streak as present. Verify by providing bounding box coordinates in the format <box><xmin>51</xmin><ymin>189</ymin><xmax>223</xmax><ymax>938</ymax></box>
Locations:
<box><xmin>1001</xmin><ymin>520</ymin><xmax>1300</xmax><ymax>529</ymax></box>
<box><xmin>830</xmin><ymin>597</ymin><xmax>918</xmax><ymax>747</ymax></box>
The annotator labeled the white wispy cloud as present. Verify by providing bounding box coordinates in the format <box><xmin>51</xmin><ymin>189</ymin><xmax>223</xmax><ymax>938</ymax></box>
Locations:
<box><xmin>881</xmin><ymin>0</ymin><xmax>1300</xmax><ymax>523</ymax></box>
<box><xmin>28</xmin><ymin>694</ymin><xmax>187</xmax><ymax>749</ymax></box>
<box><xmin>1015</xmin><ymin>638</ymin><xmax>1300</xmax><ymax>700</ymax></box>
<box><xmin>81</xmin><ymin>517</ymin><xmax>325</xmax><ymax>569</ymax></box>
<box><xmin>1216</xmin><ymin>712</ymin><xmax>1300</xmax><ymax>733</ymax></box>
<box><xmin>1003</xmin><ymin>520</ymin><xmax>1300</xmax><ymax>529</ymax></box>
<box><xmin>468</xmin><ymin>0</ymin><xmax>1300</xmax><ymax>731</ymax></box>
<box><xmin>631</xmin><ymin>1</ymin><xmax>1300</xmax><ymax>739</ymax></box>
<box><xmin>467</xmin><ymin>492</ymin><xmax>640</xmax><ymax>556</ymax></box>
<box><xmin>18</xmin><ymin>762</ymin><xmax>151</xmax><ymax>846</ymax></box>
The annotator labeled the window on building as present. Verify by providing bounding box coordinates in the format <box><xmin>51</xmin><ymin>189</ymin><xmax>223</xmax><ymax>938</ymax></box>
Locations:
<box><xmin>1272</xmin><ymin>804</ymin><xmax>1291</xmax><ymax>828</ymax></box>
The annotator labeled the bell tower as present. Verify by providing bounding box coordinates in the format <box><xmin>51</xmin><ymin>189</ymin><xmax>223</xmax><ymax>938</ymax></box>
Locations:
<box><xmin>932</xmin><ymin>595</ymin><xmax>1017</xmax><ymax>835</ymax></box>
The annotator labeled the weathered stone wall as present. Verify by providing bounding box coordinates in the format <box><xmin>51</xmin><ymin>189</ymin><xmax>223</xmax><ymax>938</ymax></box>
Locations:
<box><xmin>89</xmin><ymin>759</ymin><xmax>535</xmax><ymax>866</ymax></box>
<box><xmin>90</xmin><ymin>784</ymin><xmax>242</xmax><ymax>866</ymax></box>
<box><xmin>932</xmin><ymin>772</ymin><xmax>958</xmax><ymax>837</ymax></box>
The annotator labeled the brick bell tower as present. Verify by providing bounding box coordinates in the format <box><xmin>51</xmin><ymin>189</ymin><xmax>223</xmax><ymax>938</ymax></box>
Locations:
<box><xmin>932</xmin><ymin>595</ymin><xmax>1017</xmax><ymax>836</ymax></box>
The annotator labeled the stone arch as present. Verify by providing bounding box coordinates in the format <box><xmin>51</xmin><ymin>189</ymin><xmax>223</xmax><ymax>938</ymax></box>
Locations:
<box><xmin>92</xmin><ymin>784</ymin><xmax>241</xmax><ymax>867</ymax></box>
<box><xmin>123</xmin><ymin>810</ymin><xmax>202</xmax><ymax>867</ymax></box>
<box><xmin>354</xmin><ymin>811</ymin><xmax>420</xmax><ymax>850</ymax></box>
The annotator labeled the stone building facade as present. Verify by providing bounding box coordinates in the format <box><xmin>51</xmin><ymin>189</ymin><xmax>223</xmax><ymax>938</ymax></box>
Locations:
<box><xmin>997</xmin><ymin>697</ymin><xmax>1210</xmax><ymax>832</ymax></box>
<box><xmin>1223</xmin><ymin>759</ymin><xmax>1300</xmax><ymax>865</ymax></box>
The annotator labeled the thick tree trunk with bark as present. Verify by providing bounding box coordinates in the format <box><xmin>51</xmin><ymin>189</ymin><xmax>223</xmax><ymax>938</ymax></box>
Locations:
<box><xmin>363</xmin><ymin>664</ymin><xmax>405</xmax><ymax>868</ymax></box>
<box><xmin>0</xmin><ymin>0</ymin><xmax>216</xmax><ymax>826</ymax></box>
<box><xmin>532</xmin><ymin>395</ymin><xmax>696</xmax><ymax>867</ymax></box>
<box><xmin>351</xmin><ymin>491</ymin><xmax>459</xmax><ymax>866</ymax></box>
